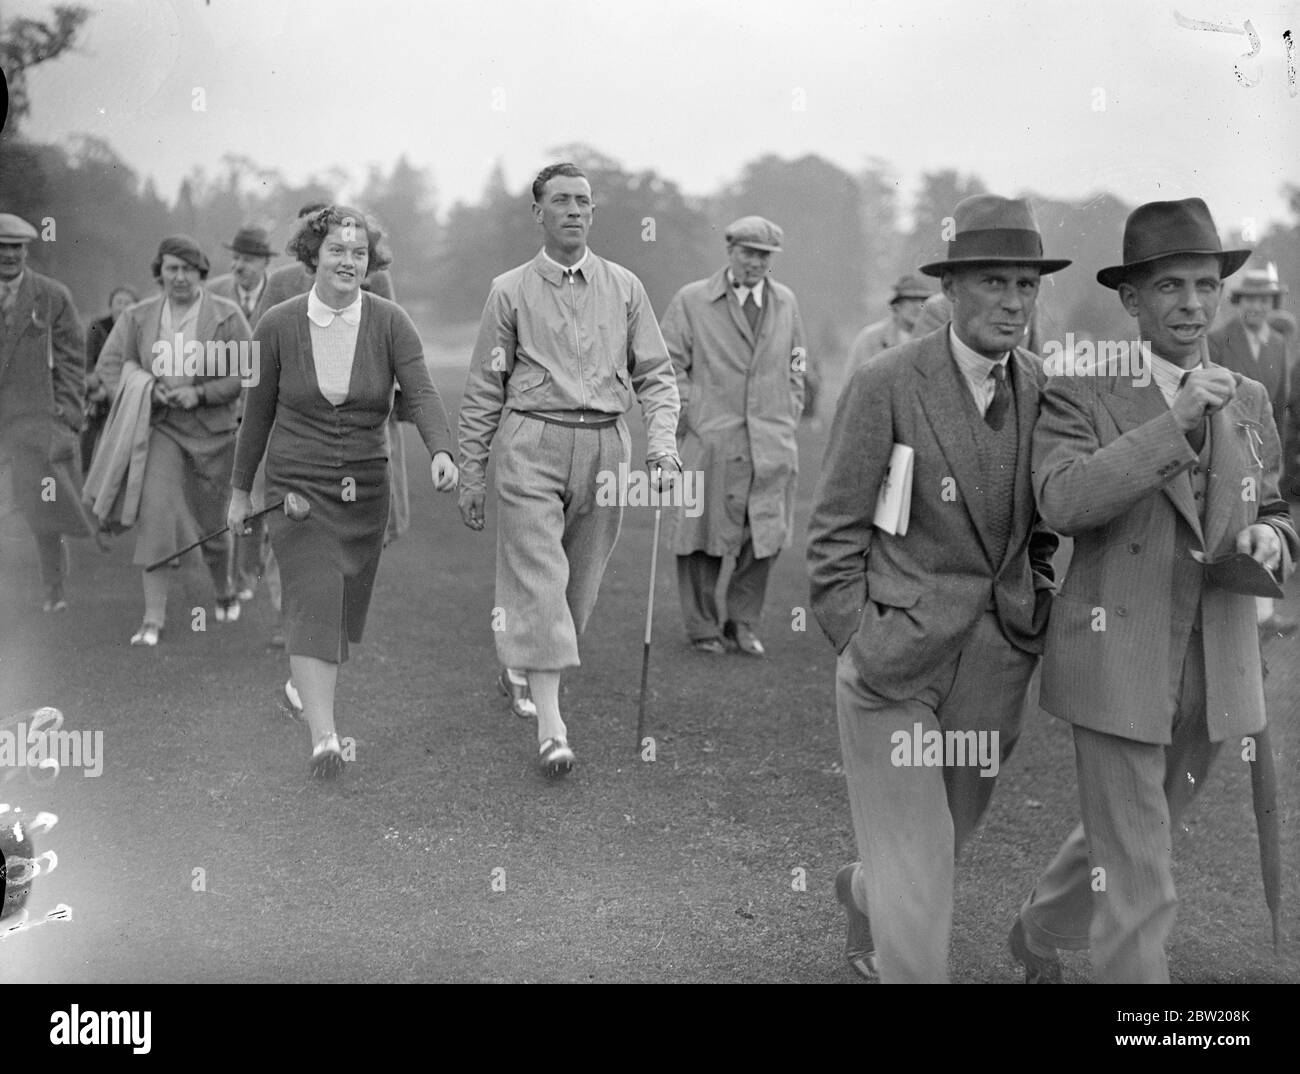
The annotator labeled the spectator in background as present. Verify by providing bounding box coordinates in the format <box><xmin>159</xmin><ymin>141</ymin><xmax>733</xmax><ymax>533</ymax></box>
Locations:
<box><xmin>1208</xmin><ymin>263</ymin><xmax>1295</xmax><ymax>637</ymax></box>
<box><xmin>0</xmin><ymin>212</ymin><xmax>89</xmax><ymax>613</ymax></box>
<box><xmin>846</xmin><ymin>274</ymin><xmax>933</xmax><ymax>376</ymax></box>
<box><xmin>661</xmin><ymin>215</ymin><xmax>806</xmax><ymax>657</ymax></box>
<box><xmin>82</xmin><ymin>285</ymin><xmax>140</xmax><ymax>470</ymax></box>
<box><xmin>94</xmin><ymin>235</ymin><xmax>250</xmax><ymax>643</ymax></box>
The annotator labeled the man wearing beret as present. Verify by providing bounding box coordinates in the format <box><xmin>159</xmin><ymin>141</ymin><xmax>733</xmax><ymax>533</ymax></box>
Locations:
<box><xmin>1010</xmin><ymin>198</ymin><xmax>1298</xmax><ymax>984</ymax></box>
<box><xmin>846</xmin><ymin>274</ymin><xmax>933</xmax><ymax>376</ymax></box>
<box><xmin>0</xmin><ymin>212</ymin><xmax>88</xmax><ymax>612</ymax></box>
<box><xmin>661</xmin><ymin>216</ymin><xmax>805</xmax><ymax>656</ymax></box>
<box><xmin>1208</xmin><ymin>263</ymin><xmax>1296</xmax><ymax>637</ymax></box>
<box><xmin>808</xmin><ymin>195</ymin><xmax>1065</xmax><ymax>982</ymax></box>
<box><xmin>94</xmin><ymin>235</ymin><xmax>252</xmax><ymax>641</ymax></box>
<box><xmin>457</xmin><ymin>162</ymin><xmax>680</xmax><ymax>777</ymax></box>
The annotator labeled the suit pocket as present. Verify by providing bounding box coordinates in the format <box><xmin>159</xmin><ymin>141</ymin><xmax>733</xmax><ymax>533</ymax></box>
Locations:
<box><xmin>865</xmin><ymin>569</ymin><xmax>920</xmax><ymax>609</ymax></box>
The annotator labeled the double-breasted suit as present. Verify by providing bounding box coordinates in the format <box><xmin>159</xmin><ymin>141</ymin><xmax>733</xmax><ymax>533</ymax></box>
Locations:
<box><xmin>807</xmin><ymin>326</ymin><xmax>1058</xmax><ymax>982</ymax></box>
<box><xmin>1018</xmin><ymin>358</ymin><xmax>1298</xmax><ymax>982</ymax></box>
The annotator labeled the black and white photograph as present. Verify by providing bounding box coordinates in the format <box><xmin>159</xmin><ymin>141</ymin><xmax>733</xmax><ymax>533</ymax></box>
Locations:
<box><xmin>0</xmin><ymin>0</ymin><xmax>1297</xmax><ymax>1035</ymax></box>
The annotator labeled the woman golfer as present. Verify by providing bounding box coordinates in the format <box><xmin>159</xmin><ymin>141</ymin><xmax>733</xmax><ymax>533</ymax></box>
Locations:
<box><xmin>229</xmin><ymin>206</ymin><xmax>457</xmax><ymax>778</ymax></box>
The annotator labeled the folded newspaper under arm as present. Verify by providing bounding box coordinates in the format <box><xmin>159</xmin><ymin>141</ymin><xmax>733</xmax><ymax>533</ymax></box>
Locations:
<box><xmin>873</xmin><ymin>443</ymin><xmax>914</xmax><ymax>536</ymax></box>
<box><xmin>1190</xmin><ymin>549</ymin><xmax>1285</xmax><ymax>598</ymax></box>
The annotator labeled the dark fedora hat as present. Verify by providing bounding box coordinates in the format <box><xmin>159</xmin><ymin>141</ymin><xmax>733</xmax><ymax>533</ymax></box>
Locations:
<box><xmin>224</xmin><ymin>225</ymin><xmax>276</xmax><ymax>259</ymax></box>
<box><xmin>1096</xmin><ymin>198</ymin><xmax>1250</xmax><ymax>290</ymax></box>
<box><xmin>919</xmin><ymin>195</ymin><xmax>1071</xmax><ymax>277</ymax></box>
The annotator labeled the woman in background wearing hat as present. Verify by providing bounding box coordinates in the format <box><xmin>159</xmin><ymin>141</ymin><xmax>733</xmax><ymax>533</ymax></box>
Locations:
<box><xmin>95</xmin><ymin>235</ymin><xmax>252</xmax><ymax>645</ymax></box>
<box><xmin>228</xmin><ymin>206</ymin><xmax>457</xmax><ymax>779</ymax></box>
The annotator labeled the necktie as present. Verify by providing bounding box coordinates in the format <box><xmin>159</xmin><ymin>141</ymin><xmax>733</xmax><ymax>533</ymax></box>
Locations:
<box><xmin>242</xmin><ymin>292</ymin><xmax>254</xmax><ymax>318</ymax></box>
<box><xmin>0</xmin><ymin>281</ymin><xmax>16</xmax><ymax>321</ymax></box>
<box><xmin>985</xmin><ymin>364</ymin><xmax>1011</xmax><ymax>430</ymax></box>
<box><xmin>742</xmin><ymin>290</ymin><xmax>760</xmax><ymax>334</ymax></box>
<box><xmin>1179</xmin><ymin>371</ymin><xmax>1206</xmax><ymax>453</ymax></box>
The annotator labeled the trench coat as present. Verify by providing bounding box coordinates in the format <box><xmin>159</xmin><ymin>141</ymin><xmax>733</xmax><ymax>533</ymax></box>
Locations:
<box><xmin>0</xmin><ymin>269</ymin><xmax>88</xmax><ymax>534</ymax></box>
<box><xmin>661</xmin><ymin>268</ymin><xmax>805</xmax><ymax>559</ymax></box>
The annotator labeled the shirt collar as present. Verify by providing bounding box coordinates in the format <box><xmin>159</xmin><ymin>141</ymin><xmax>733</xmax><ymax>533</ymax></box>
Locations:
<box><xmin>238</xmin><ymin>275</ymin><xmax>266</xmax><ymax>304</ymax></box>
<box><xmin>540</xmin><ymin>246</ymin><xmax>589</xmax><ymax>281</ymax></box>
<box><xmin>3</xmin><ymin>271</ymin><xmax>25</xmax><ymax>294</ymax></box>
<box><xmin>1247</xmin><ymin>320</ymin><xmax>1271</xmax><ymax>346</ymax></box>
<box><xmin>308</xmin><ymin>286</ymin><xmax>362</xmax><ymax>327</ymax></box>
<box><xmin>1148</xmin><ymin>347</ymin><xmax>1201</xmax><ymax>401</ymax></box>
<box><xmin>728</xmin><ymin>270</ymin><xmax>765</xmax><ymax>306</ymax></box>
<box><xmin>948</xmin><ymin>324</ymin><xmax>1008</xmax><ymax>377</ymax></box>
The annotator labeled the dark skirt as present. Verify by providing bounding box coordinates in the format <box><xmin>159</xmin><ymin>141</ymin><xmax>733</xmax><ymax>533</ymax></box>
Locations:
<box><xmin>266</xmin><ymin>456</ymin><xmax>389</xmax><ymax>663</ymax></box>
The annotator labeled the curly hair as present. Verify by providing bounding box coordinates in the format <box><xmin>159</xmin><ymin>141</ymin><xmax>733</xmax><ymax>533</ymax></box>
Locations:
<box><xmin>286</xmin><ymin>205</ymin><xmax>393</xmax><ymax>275</ymax></box>
<box><xmin>531</xmin><ymin>163</ymin><xmax>588</xmax><ymax>205</ymax></box>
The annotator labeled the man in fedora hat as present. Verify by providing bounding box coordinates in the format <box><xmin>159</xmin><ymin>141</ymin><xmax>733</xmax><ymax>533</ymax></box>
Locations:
<box><xmin>0</xmin><ymin>212</ymin><xmax>88</xmax><ymax>612</ymax></box>
<box><xmin>846</xmin><ymin>273</ymin><xmax>933</xmax><ymax>375</ymax></box>
<box><xmin>1010</xmin><ymin>198</ymin><xmax>1297</xmax><ymax>984</ymax></box>
<box><xmin>209</xmin><ymin>225</ymin><xmax>278</xmax><ymax>607</ymax></box>
<box><xmin>1208</xmin><ymin>263</ymin><xmax>1296</xmax><ymax>636</ymax></box>
<box><xmin>807</xmin><ymin>194</ymin><xmax>1066</xmax><ymax>982</ymax></box>
<box><xmin>661</xmin><ymin>215</ymin><xmax>806</xmax><ymax>656</ymax></box>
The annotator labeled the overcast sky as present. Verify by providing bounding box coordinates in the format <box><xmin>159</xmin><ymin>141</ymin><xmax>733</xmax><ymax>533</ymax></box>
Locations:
<box><xmin>19</xmin><ymin>0</ymin><xmax>1300</xmax><ymax>231</ymax></box>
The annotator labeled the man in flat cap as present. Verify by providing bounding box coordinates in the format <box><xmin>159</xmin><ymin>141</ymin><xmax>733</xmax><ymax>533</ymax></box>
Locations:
<box><xmin>209</xmin><ymin>225</ymin><xmax>278</xmax><ymax>611</ymax></box>
<box><xmin>94</xmin><ymin>235</ymin><xmax>252</xmax><ymax>640</ymax></box>
<box><xmin>1208</xmin><ymin>262</ymin><xmax>1296</xmax><ymax>636</ymax></box>
<box><xmin>457</xmin><ymin>162</ymin><xmax>680</xmax><ymax>777</ymax></box>
<box><xmin>0</xmin><ymin>212</ymin><xmax>88</xmax><ymax>612</ymax></box>
<box><xmin>660</xmin><ymin>216</ymin><xmax>805</xmax><ymax>656</ymax></box>
<box><xmin>807</xmin><ymin>195</ymin><xmax>1066</xmax><ymax>982</ymax></box>
<box><xmin>1010</xmin><ymin>198</ymin><xmax>1297</xmax><ymax>984</ymax></box>
<box><xmin>846</xmin><ymin>274</ymin><xmax>932</xmax><ymax>376</ymax></box>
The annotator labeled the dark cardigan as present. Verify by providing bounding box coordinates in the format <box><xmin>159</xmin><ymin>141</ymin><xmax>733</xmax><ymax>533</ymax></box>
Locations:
<box><xmin>232</xmin><ymin>290</ymin><xmax>453</xmax><ymax>491</ymax></box>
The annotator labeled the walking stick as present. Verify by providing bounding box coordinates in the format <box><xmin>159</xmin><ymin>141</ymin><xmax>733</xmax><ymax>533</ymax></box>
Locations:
<box><xmin>1248</xmin><ymin>725</ymin><xmax>1281</xmax><ymax>953</ymax></box>
<box><xmin>635</xmin><ymin>467</ymin><xmax>665</xmax><ymax>754</ymax></box>
<box><xmin>143</xmin><ymin>492</ymin><xmax>310</xmax><ymax>572</ymax></box>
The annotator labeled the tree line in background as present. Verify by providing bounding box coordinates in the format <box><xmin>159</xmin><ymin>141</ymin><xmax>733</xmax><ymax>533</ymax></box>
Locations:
<box><xmin>3</xmin><ymin>6</ymin><xmax>1297</xmax><ymax>383</ymax></box>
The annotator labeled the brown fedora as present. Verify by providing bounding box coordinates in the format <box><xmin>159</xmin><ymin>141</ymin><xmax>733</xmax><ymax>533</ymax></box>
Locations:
<box><xmin>224</xmin><ymin>225</ymin><xmax>276</xmax><ymax>259</ymax></box>
<box><xmin>919</xmin><ymin>195</ymin><xmax>1071</xmax><ymax>277</ymax></box>
<box><xmin>1097</xmin><ymin>198</ymin><xmax>1250</xmax><ymax>290</ymax></box>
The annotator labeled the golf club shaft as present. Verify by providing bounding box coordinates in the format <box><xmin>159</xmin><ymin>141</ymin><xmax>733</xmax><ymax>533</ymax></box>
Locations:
<box><xmin>143</xmin><ymin>497</ymin><xmax>285</xmax><ymax>572</ymax></box>
<box><xmin>636</xmin><ymin>503</ymin><xmax>663</xmax><ymax>752</ymax></box>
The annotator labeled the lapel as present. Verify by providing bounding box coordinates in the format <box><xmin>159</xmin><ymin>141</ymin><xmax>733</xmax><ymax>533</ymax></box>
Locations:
<box><xmin>139</xmin><ymin>296</ymin><xmax>165</xmax><ymax>367</ymax></box>
<box><xmin>1203</xmin><ymin>371</ymin><xmax>1255</xmax><ymax>555</ymax></box>
<box><xmin>0</xmin><ymin>274</ymin><xmax>38</xmax><ymax>372</ymax></box>
<box><xmin>1101</xmin><ymin>370</ymin><xmax>1203</xmax><ymax>544</ymax></box>
<box><xmin>996</xmin><ymin>349</ymin><xmax>1041</xmax><ymax>573</ymax></box>
<box><xmin>913</xmin><ymin>331</ymin><xmax>996</xmax><ymax>563</ymax></box>
<box><xmin>1225</xmin><ymin>319</ymin><xmax>1253</xmax><ymax>369</ymax></box>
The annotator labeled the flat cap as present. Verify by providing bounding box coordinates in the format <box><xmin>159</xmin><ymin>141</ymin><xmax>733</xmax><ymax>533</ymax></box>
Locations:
<box><xmin>0</xmin><ymin>213</ymin><xmax>39</xmax><ymax>244</ymax></box>
<box><xmin>725</xmin><ymin>215</ymin><xmax>783</xmax><ymax>252</ymax></box>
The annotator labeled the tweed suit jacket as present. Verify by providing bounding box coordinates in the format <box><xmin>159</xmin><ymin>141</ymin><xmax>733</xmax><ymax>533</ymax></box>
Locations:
<box><xmin>1033</xmin><ymin>360</ymin><xmax>1298</xmax><ymax>744</ymax></box>
<box><xmin>807</xmin><ymin>327</ymin><xmax>1058</xmax><ymax>700</ymax></box>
